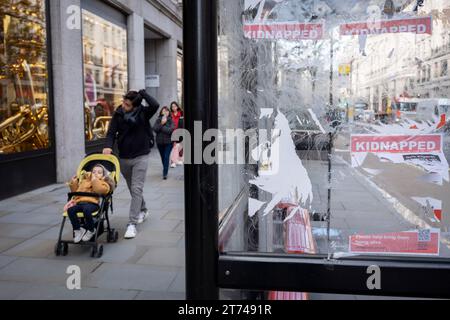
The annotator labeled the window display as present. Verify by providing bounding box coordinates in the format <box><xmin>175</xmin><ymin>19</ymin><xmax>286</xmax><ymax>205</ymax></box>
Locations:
<box><xmin>177</xmin><ymin>50</ymin><xmax>183</xmax><ymax>105</ymax></box>
<box><xmin>0</xmin><ymin>0</ymin><xmax>50</xmax><ymax>154</ymax></box>
<box><xmin>82</xmin><ymin>9</ymin><xmax>128</xmax><ymax>141</ymax></box>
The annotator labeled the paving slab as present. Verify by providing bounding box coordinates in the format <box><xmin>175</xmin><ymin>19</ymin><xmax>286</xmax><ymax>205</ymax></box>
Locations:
<box><xmin>168</xmin><ymin>269</ymin><xmax>185</xmax><ymax>293</ymax></box>
<box><xmin>134</xmin><ymin>290</ymin><xmax>185</xmax><ymax>300</ymax></box>
<box><xmin>0</xmin><ymin>281</ymin><xmax>30</xmax><ymax>299</ymax></box>
<box><xmin>0</xmin><ymin>256</ymin><xmax>17</xmax><ymax>270</ymax></box>
<box><xmin>136</xmin><ymin>247</ymin><xmax>185</xmax><ymax>267</ymax></box>
<box><xmin>0</xmin><ymin>257</ymin><xmax>101</xmax><ymax>285</ymax></box>
<box><xmin>2</xmin><ymin>239</ymin><xmax>56</xmax><ymax>258</ymax></box>
<box><xmin>0</xmin><ymin>223</ymin><xmax>50</xmax><ymax>239</ymax></box>
<box><xmin>162</xmin><ymin>210</ymin><xmax>185</xmax><ymax>221</ymax></box>
<box><xmin>132</xmin><ymin>231</ymin><xmax>183</xmax><ymax>247</ymax></box>
<box><xmin>95</xmin><ymin>244</ymin><xmax>147</xmax><ymax>264</ymax></box>
<box><xmin>0</xmin><ymin>238</ymin><xmax>27</xmax><ymax>254</ymax></box>
<box><xmin>0</xmin><ymin>211</ymin><xmax>61</xmax><ymax>226</ymax></box>
<box><xmin>85</xmin><ymin>263</ymin><xmax>179</xmax><ymax>292</ymax></box>
<box><xmin>139</xmin><ymin>219</ymin><xmax>181</xmax><ymax>232</ymax></box>
<box><xmin>14</xmin><ymin>284</ymin><xmax>140</xmax><ymax>300</ymax></box>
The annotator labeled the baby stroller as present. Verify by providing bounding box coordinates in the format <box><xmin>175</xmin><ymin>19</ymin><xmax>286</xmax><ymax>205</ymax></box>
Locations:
<box><xmin>55</xmin><ymin>153</ymin><xmax>120</xmax><ymax>258</ymax></box>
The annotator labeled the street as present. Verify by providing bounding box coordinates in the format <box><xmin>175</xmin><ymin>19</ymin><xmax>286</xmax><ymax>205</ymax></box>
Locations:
<box><xmin>306</xmin><ymin>120</ymin><xmax>450</xmax><ymax>258</ymax></box>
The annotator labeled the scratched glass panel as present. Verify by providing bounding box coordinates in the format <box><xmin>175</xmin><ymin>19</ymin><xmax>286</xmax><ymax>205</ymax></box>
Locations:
<box><xmin>218</xmin><ymin>0</ymin><xmax>450</xmax><ymax>259</ymax></box>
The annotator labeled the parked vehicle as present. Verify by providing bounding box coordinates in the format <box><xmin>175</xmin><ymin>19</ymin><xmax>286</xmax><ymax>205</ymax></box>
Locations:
<box><xmin>416</xmin><ymin>98</ymin><xmax>450</xmax><ymax>123</ymax></box>
<box><xmin>353</xmin><ymin>101</ymin><xmax>374</xmax><ymax>122</ymax></box>
<box><xmin>392</xmin><ymin>97</ymin><xmax>419</xmax><ymax>121</ymax></box>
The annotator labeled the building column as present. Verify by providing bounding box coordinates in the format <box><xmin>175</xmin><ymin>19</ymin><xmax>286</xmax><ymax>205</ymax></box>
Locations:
<box><xmin>128</xmin><ymin>13</ymin><xmax>145</xmax><ymax>91</ymax></box>
<box><xmin>50</xmin><ymin>0</ymin><xmax>85</xmax><ymax>183</ymax></box>
<box><xmin>155</xmin><ymin>38</ymin><xmax>178</xmax><ymax>106</ymax></box>
<box><xmin>144</xmin><ymin>39</ymin><xmax>157</xmax><ymax>99</ymax></box>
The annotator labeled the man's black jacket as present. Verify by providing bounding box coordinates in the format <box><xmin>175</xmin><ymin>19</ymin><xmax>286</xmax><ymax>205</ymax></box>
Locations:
<box><xmin>105</xmin><ymin>91</ymin><xmax>159</xmax><ymax>159</ymax></box>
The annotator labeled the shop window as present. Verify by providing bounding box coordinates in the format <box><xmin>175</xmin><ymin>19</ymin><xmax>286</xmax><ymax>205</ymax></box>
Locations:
<box><xmin>82</xmin><ymin>9</ymin><xmax>128</xmax><ymax>142</ymax></box>
<box><xmin>177</xmin><ymin>50</ymin><xmax>183</xmax><ymax>105</ymax></box>
<box><xmin>0</xmin><ymin>0</ymin><xmax>50</xmax><ymax>155</ymax></box>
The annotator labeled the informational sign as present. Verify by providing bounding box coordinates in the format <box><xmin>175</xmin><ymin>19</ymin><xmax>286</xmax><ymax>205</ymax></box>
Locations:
<box><xmin>145</xmin><ymin>75</ymin><xmax>160</xmax><ymax>88</ymax></box>
<box><xmin>340</xmin><ymin>16</ymin><xmax>432</xmax><ymax>36</ymax></box>
<box><xmin>351</xmin><ymin>134</ymin><xmax>441</xmax><ymax>154</ymax></box>
<box><xmin>243</xmin><ymin>22</ymin><xmax>324</xmax><ymax>41</ymax></box>
<box><xmin>349</xmin><ymin>229</ymin><xmax>440</xmax><ymax>256</ymax></box>
<box><xmin>350</xmin><ymin>134</ymin><xmax>449</xmax><ymax>182</ymax></box>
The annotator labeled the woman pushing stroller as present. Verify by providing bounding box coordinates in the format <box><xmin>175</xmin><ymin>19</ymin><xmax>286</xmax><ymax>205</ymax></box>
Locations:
<box><xmin>66</xmin><ymin>164</ymin><xmax>115</xmax><ymax>243</ymax></box>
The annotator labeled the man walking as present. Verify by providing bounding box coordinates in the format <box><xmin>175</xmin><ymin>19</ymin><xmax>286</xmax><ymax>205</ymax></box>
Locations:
<box><xmin>103</xmin><ymin>89</ymin><xmax>159</xmax><ymax>239</ymax></box>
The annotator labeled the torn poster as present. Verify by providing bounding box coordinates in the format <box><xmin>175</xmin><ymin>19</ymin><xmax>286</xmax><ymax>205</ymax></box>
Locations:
<box><xmin>351</xmin><ymin>134</ymin><xmax>449</xmax><ymax>183</ymax></box>
<box><xmin>243</xmin><ymin>21</ymin><xmax>324</xmax><ymax>41</ymax></box>
<box><xmin>349</xmin><ymin>229</ymin><xmax>440</xmax><ymax>256</ymax></box>
<box><xmin>250</xmin><ymin>110</ymin><xmax>313</xmax><ymax>215</ymax></box>
<box><xmin>248</xmin><ymin>198</ymin><xmax>267</xmax><ymax>217</ymax></box>
<box><xmin>340</xmin><ymin>16</ymin><xmax>432</xmax><ymax>36</ymax></box>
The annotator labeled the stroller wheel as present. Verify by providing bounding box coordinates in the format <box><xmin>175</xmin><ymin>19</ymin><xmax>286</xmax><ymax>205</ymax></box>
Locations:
<box><xmin>97</xmin><ymin>245</ymin><xmax>104</xmax><ymax>258</ymax></box>
<box><xmin>90</xmin><ymin>246</ymin><xmax>97</xmax><ymax>258</ymax></box>
<box><xmin>54</xmin><ymin>242</ymin><xmax>62</xmax><ymax>256</ymax></box>
<box><xmin>107</xmin><ymin>229</ymin><xmax>119</xmax><ymax>243</ymax></box>
<box><xmin>107</xmin><ymin>229</ymin><xmax>114</xmax><ymax>243</ymax></box>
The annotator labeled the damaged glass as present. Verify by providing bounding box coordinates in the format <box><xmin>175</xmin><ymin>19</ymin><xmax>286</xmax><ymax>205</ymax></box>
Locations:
<box><xmin>218</xmin><ymin>0</ymin><xmax>450</xmax><ymax>262</ymax></box>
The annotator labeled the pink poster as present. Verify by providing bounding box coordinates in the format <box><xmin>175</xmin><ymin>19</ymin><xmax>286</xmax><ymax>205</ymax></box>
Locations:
<box><xmin>340</xmin><ymin>16</ymin><xmax>432</xmax><ymax>36</ymax></box>
<box><xmin>244</xmin><ymin>22</ymin><xmax>324</xmax><ymax>40</ymax></box>
<box><xmin>349</xmin><ymin>230</ymin><xmax>440</xmax><ymax>256</ymax></box>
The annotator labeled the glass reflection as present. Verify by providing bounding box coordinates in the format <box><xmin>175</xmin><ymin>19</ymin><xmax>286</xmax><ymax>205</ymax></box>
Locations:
<box><xmin>219</xmin><ymin>0</ymin><xmax>450</xmax><ymax>259</ymax></box>
<box><xmin>82</xmin><ymin>10</ymin><xmax>128</xmax><ymax>141</ymax></box>
<box><xmin>0</xmin><ymin>0</ymin><xmax>50</xmax><ymax>154</ymax></box>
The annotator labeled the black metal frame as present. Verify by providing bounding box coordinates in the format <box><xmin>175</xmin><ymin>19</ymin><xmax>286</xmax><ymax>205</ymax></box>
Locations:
<box><xmin>0</xmin><ymin>0</ymin><xmax>57</xmax><ymax>200</ymax></box>
<box><xmin>183</xmin><ymin>0</ymin><xmax>450</xmax><ymax>300</ymax></box>
<box><xmin>219</xmin><ymin>253</ymin><xmax>450</xmax><ymax>299</ymax></box>
<box><xmin>183</xmin><ymin>0</ymin><xmax>219</xmax><ymax>300</ymax></box>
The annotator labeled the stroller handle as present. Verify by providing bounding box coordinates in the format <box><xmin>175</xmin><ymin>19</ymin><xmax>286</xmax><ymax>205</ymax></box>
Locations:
<box><xmin>85</xmin><ymin>151</ymin><xmax>119</xmax><ymax>158</ymax></box>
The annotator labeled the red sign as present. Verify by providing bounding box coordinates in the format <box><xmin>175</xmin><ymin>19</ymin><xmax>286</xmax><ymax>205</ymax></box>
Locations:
<box><xmin>244</xmin><ymin>22</ymin><xmax>324</xmax><ymax>40</ymax></box>
<box><xmin>340</xmin><ymin>16</ymin><xmax>432</xmax><ymax>36</ymax></box>
<box><xmin>351</xmin><ymin>134</ymin><xmax>442</xmax><ymax>154</ymax></box>
<box><xmin>349</xmin><ymin>230</ymin><xmax>440</xmax><ymax>256</ymax></box>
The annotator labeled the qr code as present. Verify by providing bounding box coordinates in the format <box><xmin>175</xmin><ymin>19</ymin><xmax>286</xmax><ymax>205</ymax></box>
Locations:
<box><xmin>418</xmin><ymin>229</ymin><xmax>431</xmax><ymax>242</ymax></box>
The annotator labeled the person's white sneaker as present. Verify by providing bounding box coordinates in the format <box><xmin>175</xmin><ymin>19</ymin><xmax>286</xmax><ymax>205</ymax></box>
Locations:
<box><xmin>171</xmin><ymin>163</ymin><xmax>177</xmax><ymax>168</ymax></box>
<box><xmin>137</xmin><ymin>210</ymin><xmax>149</xmax><ymax>224</ymax></box>
<box><xmin>74</xmin><ymin>228</ymin><xmax>87</xmax><ymax>244</ymax></box>
<box><xmin>124</xmin><ymin>224</ymin><xmax>137</xmax><ymax>239</ymax></box>
<box><xmin>82</xmin><ymin>230</ymin><xmax>95</xmax><ymax>242</ymax></box>
<box><xmin>177</xmin><ymin>161</ymin><xmax>184</xmax><ymax>166</ymax></box>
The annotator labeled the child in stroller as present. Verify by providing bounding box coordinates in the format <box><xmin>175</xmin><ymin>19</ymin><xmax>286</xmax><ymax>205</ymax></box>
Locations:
<box><xmin>66</xmin><ymin>164</ymin><xmax>115</xmax><ymax>243</ymax></box>
<box><xmin>56</xmin><ymin>153</ymin><xmax>120</xmax><ymax>258</ymax></box>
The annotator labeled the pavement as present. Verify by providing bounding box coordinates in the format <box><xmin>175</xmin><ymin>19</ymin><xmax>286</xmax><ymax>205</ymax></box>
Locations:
<box><xmin>0</xmin><ymin>151</ymin><xmax>186</xmax><ymax>300</ymax></box>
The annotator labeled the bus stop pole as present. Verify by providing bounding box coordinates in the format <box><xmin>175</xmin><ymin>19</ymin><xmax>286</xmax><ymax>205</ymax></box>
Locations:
<box><xmin>183</xmin><ymin>0</ymin><xmax>219</xmax><ymax>300</ymax></box>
